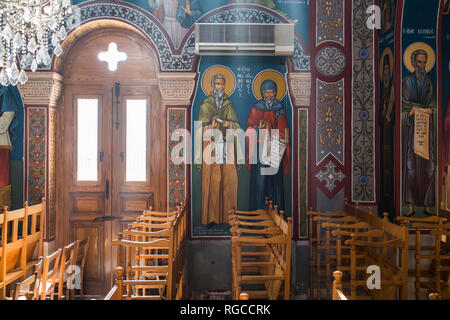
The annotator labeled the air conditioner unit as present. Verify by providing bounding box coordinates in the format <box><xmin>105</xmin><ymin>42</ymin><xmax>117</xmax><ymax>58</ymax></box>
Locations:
<box><xmin>194</xmin><ymin>23</ymin><xmax>294</xmax><ymax>56</ymax></box>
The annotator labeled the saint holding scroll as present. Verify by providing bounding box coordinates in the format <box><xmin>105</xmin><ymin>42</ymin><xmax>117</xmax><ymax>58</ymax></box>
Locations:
<box><xmin>402</xmin><ymin>45</ymin><xmax>436</xmax><ymax>216</ymax></box>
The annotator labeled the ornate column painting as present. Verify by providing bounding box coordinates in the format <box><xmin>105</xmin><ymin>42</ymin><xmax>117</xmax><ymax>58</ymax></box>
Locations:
<box><xmin>168</xmin><ymin>108</ymin><xmax>187</xmax><ymax>211</ymax></box>
<box><xmin>378</xmin><ymin>0</ymin><xmax>396</xmax><ymax>220</ymax></box>
<box><xmin>400</xmin><ymin>0</ymin><xmax>440</xmax><ymax>218</ymax></box>
<box><xmin>27</xmin><ymin>108</ymin><xmax>46</xmax><ymax>207</ymax></box>
<box><xmin>351</xmin><ymin>0</ymin><xmax>375</xmax><ymax>203</ymax></box>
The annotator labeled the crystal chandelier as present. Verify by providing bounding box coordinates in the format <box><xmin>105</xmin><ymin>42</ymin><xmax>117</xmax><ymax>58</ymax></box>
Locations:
<box><xmin>0</xmin><ymin>0</ymin><xmax>72</xmax><ymax>86</ymax></box>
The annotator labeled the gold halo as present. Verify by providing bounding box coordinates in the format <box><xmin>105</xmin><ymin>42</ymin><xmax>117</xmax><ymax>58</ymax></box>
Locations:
<box><xmin>201</xmin><ymin>65</ymin><xmax>236</xmax><ymax>97</ymax></box>
<box><xmin>403</xmin><ymin>42</ymin><xmax>436</xmax><ymax>73</ymax></box>
<box><xmin>380</xmin><ymin>47</ymin><xmax>394</xmax><ymax>80</ymax></box>
<box><xmin>252</xmin><ymin>69</ymin><xmax>287</xmax><ymax>101</ymax></box>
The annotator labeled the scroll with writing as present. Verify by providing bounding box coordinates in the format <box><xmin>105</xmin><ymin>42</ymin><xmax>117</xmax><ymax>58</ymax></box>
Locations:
<box><xmin>414</xmin><ymin>107</ymin><xmax>430</xmax><ymax>160</ymax></box>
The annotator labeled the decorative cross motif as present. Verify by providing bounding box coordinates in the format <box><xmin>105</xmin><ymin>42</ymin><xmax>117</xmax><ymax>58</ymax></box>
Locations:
<box><xmin>315</xmin><ymin>161</ymin><xmax>345</xmax><ymax>192</ymax></box>
<box><xmin>98</xmin><ymin>42</ymin><xmax>127</xmax><ymax>71</ymax></box>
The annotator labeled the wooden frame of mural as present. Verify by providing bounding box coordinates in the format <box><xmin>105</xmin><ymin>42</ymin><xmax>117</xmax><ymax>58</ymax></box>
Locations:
<box><xmin>438</xmin><ymin>1</ymin><xmax>450</xmax><ymax>211</ymax></box>
<box><xmin>398</xmin><ymin>0</ymin><xmax>442</xmax><ymax>221</ymax></box>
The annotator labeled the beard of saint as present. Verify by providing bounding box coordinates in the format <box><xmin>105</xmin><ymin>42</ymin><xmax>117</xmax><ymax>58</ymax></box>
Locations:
<box><xmin>213</xmin><ymin>89</ymin><xmax>225</xmax><ymax>109</ymax></box>
<box><xmin>264</xmin><ymin>96</ymin><xmax>275</xmax><ymax>109</ymax></box>
<box><xmin>415</xmin><ymin>65</ymin><xmax>427</xmax><ymax>88</ymax></box>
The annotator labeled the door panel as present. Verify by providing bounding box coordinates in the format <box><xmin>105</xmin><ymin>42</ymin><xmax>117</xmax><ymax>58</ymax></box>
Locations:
<box><xmin>71</xmin><ymin>222</ymin><xmax>105</xmax><ymax>295</ymax></box>
<box><xmin>63</xmin><ymin>85</ymin><xmax>113</xmax><ymax>295</ymax></box>
<box><xmin>111</xmin><ymin>87</ymin><xmax>161</xmax><ymax>235</ymax></box>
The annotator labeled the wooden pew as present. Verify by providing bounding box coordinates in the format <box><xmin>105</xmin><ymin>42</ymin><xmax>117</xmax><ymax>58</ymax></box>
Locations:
<box><xmin>0</xmin><ymin>198</ymin><xmax>45</xmax><ymax>298</ymax></box>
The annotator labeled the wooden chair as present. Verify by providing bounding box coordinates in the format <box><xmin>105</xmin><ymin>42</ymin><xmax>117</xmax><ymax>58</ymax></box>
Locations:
<box><xmin>72</xmin><ymin>237</ymin><xmax>90</xmax><ymax>299</ymax></box>
<box><xmin>430</xmin><ymin>223</ymin><xmax>450</xmax><ymax>298</ymax></box>
<box><xmin>112</xmin><ymin>238</ymin><xmax>170</xmax><ymax>300</ymax></box>
<box><xmin>55</xmin><ymin>240</ymin><xmax>79</xmax><ymax>300</ymax></box>
<box><xmin>37</xmin><ymin>249</ymin><xmax>62</xmax><ymax>300</ymax></box>
<box><xmin>396</xmin><ymin>215</ymin><xmax>446</xmax><ymax>299</ymax></box>
<box><xmin>345</xmin><ymin>226</ymin><xmax>408</xmax><ymax>300</ymax></box>
<box><xmin>332</xmin><ymin>271</ymin><xmax>348</xmax><ymax>300</ymax></box>
<box><xmin>307</xmin><ymin>207</ymin><xmax>347</xmax><ymax>298</ymax></box>
<box><xmin>13</xmin><ymin>257</ymin><xmax>43</xmax><ymax>300</ymax></box>
<box><xmin>313</xmin><ymin>215</ymin><xmax>357</xmax><ymax>299</ymax></box>
<box><xmin>230</xmin><ymin>203</ymin><xmax>291</xmax><ymax>300</ymax></box>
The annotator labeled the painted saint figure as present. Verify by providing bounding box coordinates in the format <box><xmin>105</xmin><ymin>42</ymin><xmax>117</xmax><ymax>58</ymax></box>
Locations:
<box><xmin>379</xmin><ymin>50</ymin><xmax>395</xmax><ymax>220</ymax></box>
<box><xmin>196</xmin><ymin>72</ymin><xmax>240</xmax><ymax>227</ymax></box>
<box><xmin>380</xmin><ymin>0</ymin><xmax>395</xmax><ymax>34</ymax></box>
<box><xmin>246</xmin><ymin>78</ymin><xmax>290</xmax><ymax>211</ymax></box>
<box><xmin>402</xmin><ymin>47</ymin><xmax>436</xmax><ymax>216</ymax></box>
<box><xmin>149</xmin><ymin>0</ymin><xmax>203</xmax><ymax>49</ymax></box>
<box><xmin>0</xmin><ymin>86</ymin><xmax>20</xmax><ymax>209</ymax></box>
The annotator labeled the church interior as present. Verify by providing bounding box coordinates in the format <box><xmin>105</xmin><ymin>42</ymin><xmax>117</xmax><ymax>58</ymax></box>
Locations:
<box><xmin>0</xmin><ymin>0</ymin><xmax>450</xmax><ymax>302</ymax></box>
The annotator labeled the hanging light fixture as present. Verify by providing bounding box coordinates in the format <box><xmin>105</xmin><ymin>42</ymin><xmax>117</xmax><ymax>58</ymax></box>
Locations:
<box><xmin>0</xmin><ymin>0</ymin><xmax>72</xmax><ymax>86</ymax></box>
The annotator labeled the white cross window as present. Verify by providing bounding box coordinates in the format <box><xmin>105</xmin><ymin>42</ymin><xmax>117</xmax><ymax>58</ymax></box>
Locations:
<box><xmin>98</xmin><ymin>42</ymin><xmax>127</xmax><ymax>72</ymax></box>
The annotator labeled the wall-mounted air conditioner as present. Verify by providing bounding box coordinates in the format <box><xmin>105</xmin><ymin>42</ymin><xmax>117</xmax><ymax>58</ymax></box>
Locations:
<box><xmin>194</xmin><ymin>23</ymin><xmax>294</xmax><ymax>56</ymax></box>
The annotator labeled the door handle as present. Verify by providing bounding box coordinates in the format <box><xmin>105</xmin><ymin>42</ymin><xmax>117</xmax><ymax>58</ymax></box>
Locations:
<box><xmin>106</xmin><ymin>179</ymin><xmax>109</xmax><ymax>200</ymax></box>
<box><xmin>92</xmin><ymin>216</ymin><xmax>121</xmax><ymax>222</ymax></box>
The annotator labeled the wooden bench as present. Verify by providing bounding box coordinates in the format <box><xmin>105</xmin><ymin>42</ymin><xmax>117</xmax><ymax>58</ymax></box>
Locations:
<box><xmin>0</xmin><ymin>198</ymin><xmax>45</xmax><ymax>298</ymax></box>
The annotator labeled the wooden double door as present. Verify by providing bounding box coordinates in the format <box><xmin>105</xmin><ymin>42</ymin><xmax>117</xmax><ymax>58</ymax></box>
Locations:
<box><xmin>60</xmin><ymin>83</ymin><xmax>162</xmax><ymax>296</ymax></box>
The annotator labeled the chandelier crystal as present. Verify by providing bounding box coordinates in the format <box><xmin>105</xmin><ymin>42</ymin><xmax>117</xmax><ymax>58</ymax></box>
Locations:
<box><xmin>0</xmin><ymin>0</ymin><xmax>72</xmax><ymax>86</ymax></box>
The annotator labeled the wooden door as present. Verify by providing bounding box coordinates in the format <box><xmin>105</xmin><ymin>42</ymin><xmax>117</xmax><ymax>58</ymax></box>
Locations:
<box><xmin>61</xmin><ymin>84</ymin><xmax>161</xmax><ymax>296</ymax></box>
<box><xmin>57</xmin><ymin>26</ymin><xmax>163</xmax><ymax>297</ymax></box>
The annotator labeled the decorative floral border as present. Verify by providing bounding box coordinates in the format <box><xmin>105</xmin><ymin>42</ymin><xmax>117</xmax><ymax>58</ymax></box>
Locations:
<box><xmin>351</xmin><ymin>0</ymin><xmax>375</xmax><ymax>203</ymax></box>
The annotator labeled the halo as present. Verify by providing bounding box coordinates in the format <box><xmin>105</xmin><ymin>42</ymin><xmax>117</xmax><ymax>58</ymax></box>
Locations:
<box><xmin>403</xmin><ymin>42</ymin><xmax>436</xmax><ymax>73</ymax></box>
<box><xmin>201</xmin><ymin>65</ymin><xmax>236</xmax><ymax>97</ymax></box>
<box><xmin>252</xmin><ymin>69</ymin><xmax>287</xmax><ymax>101</ymax></box>
<box><xmin>380</xmin><ymin>47</ymin><xmax>394</xmax><ymax>80</ymax></box>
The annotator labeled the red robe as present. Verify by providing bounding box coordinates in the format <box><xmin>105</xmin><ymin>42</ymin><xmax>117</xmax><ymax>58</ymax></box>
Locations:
<box><xmin>245</xmin><ymin>107</ymin><xmax>290</xmax><ymax>175</ymax></box>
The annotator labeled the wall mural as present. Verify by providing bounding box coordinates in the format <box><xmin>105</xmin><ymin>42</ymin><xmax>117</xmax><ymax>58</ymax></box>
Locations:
<box><xmin>71</xmin><ymin>0</ymin><xmax>309</xmax><ymax>50</ymax></box>
<box><xmin>400</xmin><ymin>0</ymin><xmax>440</xmax><ymax>218</ymax></box>
<box><xmin>378</xmin><ymin>0</ymin><xmax>396</xmax><ymax>220</ymax></box>
<box><xmin>442</xmin><ymin>5</ymin><xmax>450</xmax><ymax>210</ymax></box>
<box><xmin>191</xmin><ymin>57</ymin><xmax>292</xmax><ymax>237</ymax></box>
<box><xmin>0</xmin><ymin>85</ymin><xmax>24</xmax><ymax>211</ymax></box>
